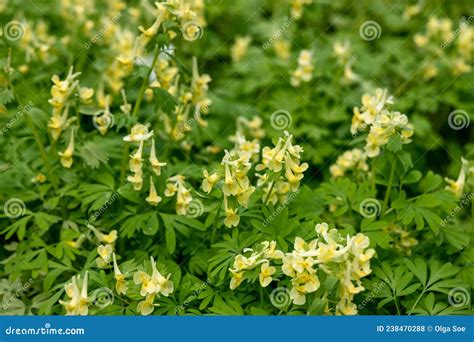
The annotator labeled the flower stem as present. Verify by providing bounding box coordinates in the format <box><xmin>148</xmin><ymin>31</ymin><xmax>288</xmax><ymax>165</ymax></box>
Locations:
<box><xmin>382</xmin><ymin>160</ymin><xmax>396</xmax><ymax>215</ymax></box>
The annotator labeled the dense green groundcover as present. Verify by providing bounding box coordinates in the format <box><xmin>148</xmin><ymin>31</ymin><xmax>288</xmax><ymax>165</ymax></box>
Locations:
<box><xmin>0</xmin><ymin>0</ymin><xmax>473</xmax><ymax>316</ymax></box>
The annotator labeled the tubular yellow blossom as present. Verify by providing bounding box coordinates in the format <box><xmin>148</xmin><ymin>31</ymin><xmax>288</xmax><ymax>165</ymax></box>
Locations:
<box><xmin>58</xmin><ymin>129</ymin><xmax>75</xmax><ymax>168</ymax></box>
<box><xmin>146</xmin><ymin>177</ymin><xmax>162</xmax><ymax>206</ymax></box>
<box><xmin>149</xmin><ymin>139</ymin><xmax>167</xmax><ymax>176</ymax></box>
<box><xmin>113</xmin><ymin>253</ymin><xmax>127</xmax><ymax>295</ymax></box>
<box><xmin>88</xmin><ymin>225</ymin><xmax>118</xmax><ymax>244</ymax></box>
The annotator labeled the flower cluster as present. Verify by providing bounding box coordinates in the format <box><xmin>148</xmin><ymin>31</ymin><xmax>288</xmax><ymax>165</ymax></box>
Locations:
<box><xmin>137</xmin><ymin>0</ymin><xmax>205</xmax><ymax>47</ymax></box>
<box><xmin>133</xmin><ymin>257</ymin><xmax>174</xmax><ymax>315</ymax></box>
<box><xmin>350</xmin><ymin>89</ymin><xmax>413</xmax><ymax>158</ymax></box>
<box><xmin>47</xmin><ymin>67</ymin><xmax>89</xmax><ymax>140</ymax></box>
<box><xmin>164</xmin><ymin>175</ymin><xmax>193</xmax><ymax>215</ymax></box>
<box><xmin>290</xmin><ymin>50</ymin><xmax>314</xmax><ymax>87</ymax></box>
<box><xmin>59</xmin><ymin>272</ymin><xmax>89</xmax><ymax>315</ymax></box>
<box><xmin>329</xmin><ymin>148</ymin><xmax>368</xmax><ymax>178</ymax></box>
<box><xmin>201</xmin><ymin>125</ymin><xmax>264</xmax><ymax>227</ymax></box>
<box><xmin>228</xmin><ymin>241</ymin><xmax>284</xmax><ymax>289</ymax></box>
<box><xmin>88</xmin><ymin>225</ymin><xmax>118</xmax><ymax>269</ymax></box>
<box><xmin>160</xmin><ymin>57</ymin><xmax>212</xmax><ymax>141</ymax></box>
<box><xmin>256</xmin><ymin>131</ymin><xmax>308</xmax><ymax>199</ymax></box>
<box><xmin>414</xmin><ymin>16</ymin><xmax>474</xmax><ymax>78</ymax></box>
<box><xmin>229</xmin><ymin>223</ymin><xmax>375</xmax><ymax>315</ymax></box>
<box><xmin>333</xmin><ymin>40</ymin><xmax>359</xmax><ymax>84</ymax></box>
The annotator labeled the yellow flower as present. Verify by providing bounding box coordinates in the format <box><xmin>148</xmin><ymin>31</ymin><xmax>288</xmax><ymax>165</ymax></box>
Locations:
<box><xmin>123</xmin><ymin>124</ymin><xmax>154</xmax><ymax>142</ymax></box>
<box><xmin>133</xmin><ymin>257</ymin><xmax>174</xmax><ymax>298</ymax></box>
<box><xmin>113</xmin><ymin>253</ymin><xmax>127</xmax><ymax>295</ymax></box>
<box><xmin>290</xmin><ymin>50</ymin><xmax>314</xmax><ymax>87</ymax></box>
<box><xmin>96</xmin><ymin>244</ymin><xmax>113</xmax><ymax>268</ymax></box>
<box><xmin>65</xmin><ymin>234</ymin><xmax>86</xmax><ymax>249</ymax></box>
<box><xmin>129</xmin><ymin>140</ymin><xmax>144</xmax><ymax>173</ymax></box>
<box><xmin>79</xmin><ymin>87</ymin><xmax>94</xmax><ymax>103</ymax></box>
<box><xmin>138</xmin><ymin>12</ymin><xmax>164</xmax><ymax>46</ymax></box>
<box><xmin>229</xmin><ymin>270</ymin><xmax>244</xmax><ymax>290</ymax></box>
<box><xmin>149</xmin><ymin>139</ymin><xmax>167</xmax><ymax>176</ymax></box>
<box><xmin>58</xmin><ymin>129</ymin><xmax>75</xmax><ymax>168</ymax></box>
<box><xmin>231</xmin><ymin>36</ymin><xmax>251</xmax><ymax>62</ymax></box>
<box><xmin>224</xmin><ymin>207</ymin><xmax>240</xmax><ymax>228</ymax></box>
<box><xmin>88</xmin><ymin>225</ymin><xmax>118</xmax><ymax>244</ymax></box>
<box><xmin>202</xmin><ymin>169</ymin><xmax>220</xmax><ymax>193</ymax></box>
<box><xmin>137</xmin><ymin>293</ymin><xmax>156</xmax><ymax>315</ymax></box>
<box><xmin>127</xmin><ymin>169</ymin><xmax>144</xmax><ymax>191</ymax></box>
<box><xmin>445</xmin><ymin>157</ymin><xmax>469</xmax><ymax>198</ymax></box>
<box><xmin>146</xmin><ymin>177</ymin><xmax>162</xmax><ymax>206</ymax></box>
<box><xmin>259</xmin><ymin>262</ymin><xmax>275</xmax><ymax>287</ymax></box>
<box><xmin>164</xmin><ymin>175</ymin><xmax>192</xmax><ymax>215</ymax></box>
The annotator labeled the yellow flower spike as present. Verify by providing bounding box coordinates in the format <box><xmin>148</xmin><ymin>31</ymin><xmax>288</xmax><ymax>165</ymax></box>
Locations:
<box><xmin>58</xmin><ymin>128</ymin><xmax>75</xmax><ymax>168</ymax></box>
<box><xmin>149</xmin><ymin>139</ymin><xmax>167</xmax><ymax>176</ymax></box>
<box><xmin>146</xmin><ymin>177</ymin><xmax>162</xmax><ymax>206</ymax></box>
